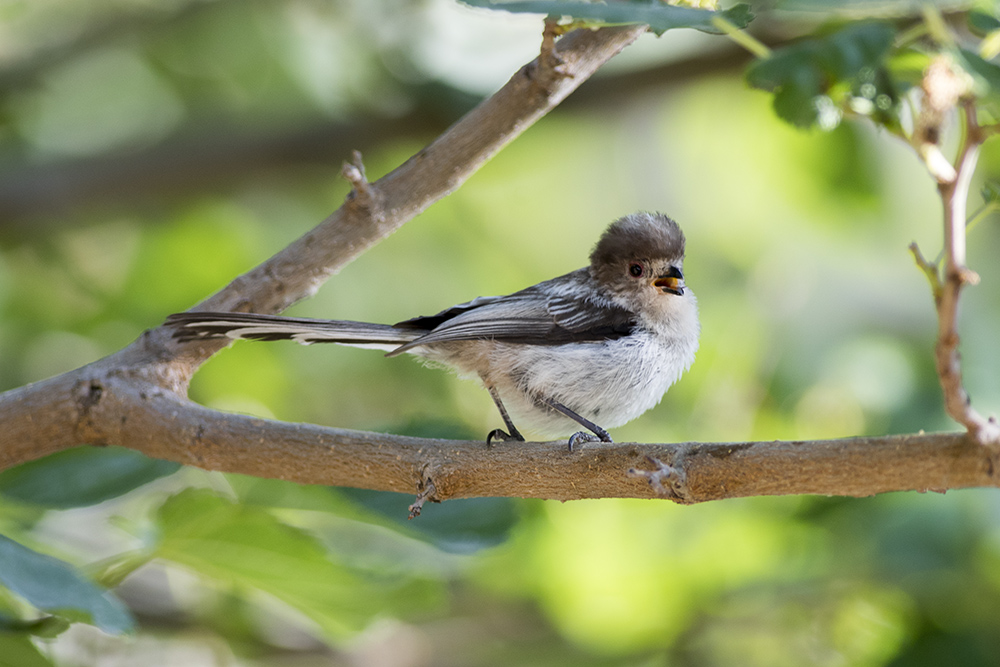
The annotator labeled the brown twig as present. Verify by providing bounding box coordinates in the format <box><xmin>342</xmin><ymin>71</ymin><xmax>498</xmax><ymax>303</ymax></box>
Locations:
<box><xmin>408</xmin><ymin>476</ymin><xmax>438</xmax><ymax>519</ymax></box>
<box><xmin>913</xmin><ymin>93</ymin><xmax>1000</xmax><ymax>445</ymax></box>
<box><xmin>341</xmin><ymin>149</ymin><xmax>371</xmax><ymax>205</ymax></box>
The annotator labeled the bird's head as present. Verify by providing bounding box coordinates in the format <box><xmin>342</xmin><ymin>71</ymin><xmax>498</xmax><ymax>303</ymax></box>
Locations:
<box><xmin>589</xmin><ymin>212</ymin><xmax>689</xmax><ymax>308</ymax></box>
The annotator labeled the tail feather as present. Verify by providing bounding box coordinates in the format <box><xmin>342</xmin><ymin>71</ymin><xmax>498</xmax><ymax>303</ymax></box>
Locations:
<box><xmin>165</xmin><ymin>312</ymin><xmax>421</xmax><ymax>349</ymax></box>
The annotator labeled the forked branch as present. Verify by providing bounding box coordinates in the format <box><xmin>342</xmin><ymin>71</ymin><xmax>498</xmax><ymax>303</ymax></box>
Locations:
<box><xmin>911</xmin><ymin>72</ymin><xmax>1000</xmax><ymax>445</ymax></box>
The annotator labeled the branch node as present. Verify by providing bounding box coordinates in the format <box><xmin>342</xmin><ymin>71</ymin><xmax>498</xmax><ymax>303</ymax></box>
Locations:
<box><xmin>909</xmin><ymin>241</ymin><xmax>942</xmax><ymax>302</ymax></box>
<box><xmin>75</xmin><ymin>379</ymin><xmax>104</xmax><ymax>416</ymax></box>
<box><xmin>970</xmin><ymin>418</ymin><xmax>1000</xmax><ymax>448</ymax></box>
<box><xmin>341</xmin><ymin>150</ymin><xmax>372</xmax><ymax>206</ymax></box>
<box><xmin>954</xmin><ymin>266</ymin><xmax>981</xmax><ymax>286</ymax></box>
<box><xmin>919</xmin><ymin>143</ymin><xmax>958</xmax><ymax>184</ymax></box>
<box><xmin>529</xmin><ymin>18</ymin><xmax>571</xmax><ymax>89</ymax></box>
<box><xmin>408</xmin><ymin>475</ymin><xmax>438</xmax><ymax>520</ymax></box>
<box><xmin>72</xmin><ymin>378</ymin><xmax>107</xmax><ymax>443</ymax></box>
<box><xmin>914</xmin><ymin>55</ymin><xmax>972</xmax><ymax>184</ymax></box>
<box><xmin>627</xmin><ymin>455</ymin><xmax>689</xmax><ymax>501</ymax></box>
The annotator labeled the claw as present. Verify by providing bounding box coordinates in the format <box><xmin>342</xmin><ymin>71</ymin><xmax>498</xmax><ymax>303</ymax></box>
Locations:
<box><xmin>567</xmin><ymin>431</ymin><xmax>603</xmax><ymax>451</ymax></box>
<box><xmin>487</xmin><ymin>428</ymin><xmax>524</xmax><ymax>446</ymax></box>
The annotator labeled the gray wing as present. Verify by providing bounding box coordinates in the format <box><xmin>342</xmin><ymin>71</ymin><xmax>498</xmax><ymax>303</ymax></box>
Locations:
<box><xmin>387</xmin><ymin>270</ymin><xmax>636</xmax><ymax>356</ymax></box>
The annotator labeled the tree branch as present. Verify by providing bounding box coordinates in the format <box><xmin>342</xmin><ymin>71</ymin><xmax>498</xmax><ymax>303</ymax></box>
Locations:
<box><xmin>1</xmin><ymin>367</ymin><xmax>995</xmax><ymax>502</ymax></box>
<box><xmin>0</xmin><ymin>24</ymin><xmax>643</xmax><ymax>467</ymax></box>
<box><xmin>912</xmin><ymin>75</ymin><xmax>1000</xmax><ymax>445</ymax></box>
<box><xmin>2</xmin><ymin>23</ymin><xmax>999</xmax><ymax>509</ymax></box>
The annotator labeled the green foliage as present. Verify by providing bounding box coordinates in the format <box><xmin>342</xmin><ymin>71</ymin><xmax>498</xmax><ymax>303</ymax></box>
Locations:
<box><xmin>0</xmin><ymin>636</ymin><xmax>54</xmax><ymax>667</ymax></box>
<box><xmin>968</xmin><ymin>8</ymin><xmax>1000</xmax><ymax>36</ymax></box>
<box><xmin>1</xmin><ymin>0</ymin><xmax>1000</xmax><ymax>664</ymax></box>
<box><xmin>460</xmin><ymin>0</ymin><xmax>754</xmax><ymax>35</ymax></box>
<box><xmin>0</xmin><ymin>447</ymin><xmax>179</xmax><ymax>509</ymax></box>
<box><xmin>340</xmin><ymin>489</ymin><xmax>521</xmax><ymax>553</ymax></box>
<box><xmin>0</xmin><ymin>535</ymin><xmax>134</xmax><ymax>636</ymax></box>
<box><xmin>747</xmin><ymin>22</ymin><xmax>899</xmax><ymax>129</ymax></box>
<box><xmin>0</xmin><ymin>613</ymin><xmax>70</xmax><ymax>639</ymax></box>
<box><xmin>747</xmin><ymin>5</ymin><xmax>1000</xmax><ymax>134</ymax></box>
<box><xmin>152</xmin><ymin>488</ymin><xmax>441</xmax><ymax>640</ymax></box>
<box><xmin>981</xmin><ymin>180</ymin><xmax>1000</xmax><ymax>202</ymax></box>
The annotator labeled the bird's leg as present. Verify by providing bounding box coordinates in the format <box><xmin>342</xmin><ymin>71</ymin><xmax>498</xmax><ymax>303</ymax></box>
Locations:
<box><xmin>485</xmin><ymin>384</ymin><xmax>525</xmax><ymax>446</ymax></box>
<box><xmin>538</xmin><ymin>396</ymin><xmax>613</xmax><ymax>451</ymax></box>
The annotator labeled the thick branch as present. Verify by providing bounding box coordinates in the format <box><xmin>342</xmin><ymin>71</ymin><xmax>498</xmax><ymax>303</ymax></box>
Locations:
<box><xmin>0</xmin><ymin>367</ymin><xmax>995</xmax><ymax>501</ymax></box>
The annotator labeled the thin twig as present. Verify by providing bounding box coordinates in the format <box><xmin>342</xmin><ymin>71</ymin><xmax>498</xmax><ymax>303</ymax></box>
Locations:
<box><xmin>930</xmin><ymin>100</ymin><xmax>1000</xmax><ymax>444</ymax></box>
<box><xmin>341</xmin><ymin>149</ymin><xmax>371</xmax><ymax>204</ymax></box>
<box><xmin>711</xmin><ymin>15</ymin><xmax>771</xmax><ymax>58</ymax></box>
<box><xmin>908</xmin><ymin>241</ymin><xmax>941</xmax><ymax>303</ymax></box>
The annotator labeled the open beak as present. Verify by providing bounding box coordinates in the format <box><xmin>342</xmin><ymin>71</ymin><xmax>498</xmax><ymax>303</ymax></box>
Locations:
<box><xmin>653</xmin><ymin>267</ymin><xmax>684</xmax><ymax>296</ymax></box>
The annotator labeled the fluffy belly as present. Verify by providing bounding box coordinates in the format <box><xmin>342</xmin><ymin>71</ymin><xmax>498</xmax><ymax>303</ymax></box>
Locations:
<box><xmin>486</xmin><ymin>335</ymin><xmax>692</xmax><ymax>438</ymax></box>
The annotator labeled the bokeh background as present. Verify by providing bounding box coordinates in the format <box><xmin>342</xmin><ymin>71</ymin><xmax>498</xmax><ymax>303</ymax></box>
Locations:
<box><xmin>2</xmin><ymin>0</ymin><xmax>1000</xmax><ymax>665</ymax></box>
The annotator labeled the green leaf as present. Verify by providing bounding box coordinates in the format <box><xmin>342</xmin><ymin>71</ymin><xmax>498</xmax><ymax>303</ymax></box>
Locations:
<box><xmin>981</xmin><ymin>181</ymin><xmax>1000</xmax><ymax>203</ymax></box>
<box><xmin>87</xmin><ymin>550</ymin><xmax>154</xmax><ymax>590</ymax></box>
<box><xmin>968</xmin><ymin>9</ymin><xmax>1000</xmax><ymax>37</ymax></box>
<box><xmin>154</xmin><ymin>489</ymin><xmax>438</xmax><ymax>640</ymax></box>
<box><xmin>338</xmin><ymin>489</ymin><xmax>520</xmax><ymax>554</ymax></box>
<box><xmin>777</xmin><ymin>0</ymin><xmax>963</xmax><ymax>10</ymax></box>
<box><xmin>0</xmin><ymin>635</ymin><xmax>55</xmax><ymax>667</ymax></box>
<box><xmin>887</xmin><ymin>48</ymin><xmax>933</xmax><ymax>89</ymax></box>
<box><xmin>459</xmin><ymin>0</ymin><xmax>754</xmax><ymax>35</ymax></box>
<box><xmin>0</xmin><ymin>535</ymin><xmax>134</xmax><ymax>635</ymax></box>
<box><xmin>0</xmin><ymin>446</ymin><xmax>180</xmax><ymax>509</ymax></box>
<box><xmin>0</xmin><ymin>612</ymin><xmax>70</xmax><ymax>638</ymax></box>
<box><xmin>747</xmin><ymin>22</ymin><xmax>897</xmax><ymax>128</ymax></box>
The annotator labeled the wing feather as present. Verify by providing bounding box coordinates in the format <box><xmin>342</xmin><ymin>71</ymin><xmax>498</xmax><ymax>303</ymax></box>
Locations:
<box><xmin>387</xmin><ymin>270</ymin><xmax>635</xmax><ymax>355</ymax></box>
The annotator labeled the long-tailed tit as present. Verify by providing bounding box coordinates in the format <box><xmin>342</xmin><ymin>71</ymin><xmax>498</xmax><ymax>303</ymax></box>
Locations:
<box><xmin>166</xmin><ymin>212</ymin><xmax>700</xmax><ymax>449</ymax></box>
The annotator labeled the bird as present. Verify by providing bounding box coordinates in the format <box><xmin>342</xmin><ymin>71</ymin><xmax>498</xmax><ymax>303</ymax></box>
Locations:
<box><xmin>166</xmin><ymin>212</ymin><xmax>700</xmax><ymax>450</ymax></box>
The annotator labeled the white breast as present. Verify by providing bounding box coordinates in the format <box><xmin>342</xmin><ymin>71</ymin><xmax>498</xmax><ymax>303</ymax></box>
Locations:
<box><xmin>485</xmin><ymin>292</ymin><xmax>699</xmax><ymax>438</ymax></box>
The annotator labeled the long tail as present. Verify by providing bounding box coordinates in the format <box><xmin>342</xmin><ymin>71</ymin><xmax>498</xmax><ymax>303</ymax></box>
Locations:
<box><xmin>165</xmin><ymin>312</ymin><xmax>422</xmax><ymax>350</ymax></box>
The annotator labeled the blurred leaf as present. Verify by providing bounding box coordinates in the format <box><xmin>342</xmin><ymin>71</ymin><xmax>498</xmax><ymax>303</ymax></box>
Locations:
<box><xmin>777</xmin><ymin>0</ymin><xmax>963</xmax><ymax>10</ymax></box>
<box><xmin>333</xmin><ymin>418</ymin><xmax>519</xmax><ymax>552</ymax></box>
<box><xmin>226</xmin><ymin>475</ymin><xmax>349</xmax><ymax>514</ymax></box>
<box><xmin>888</xmin><ymin>48</ymin><xmax>934</xmax><ymax>89</ymax></box>
<box><xmin>968</xmin><ymin>9</ymin><xmax>1000</xmax><ymax>36</ymax></box>
<box><xmin>748</xmin><ymin>21</ymin><xmax>896</xmax><ymax>88</ymax></box>
<box><xmin>0</xmin><ymin>612</ymin><xmax>70</xmax><ymax>638</ymax></box>
<box><xmin>981</xmin><ymin>181</ymin><xmax>1000</xmax><ymax>202</ymax></box>
<box><xmin>889</xmin><ymin>629</ymin><xmax>998</xmax><ymax>667</ymax></box>
<box><xmin>87</xmin><ymin>550</ymin><xmax>154</xmax><ymax>590</ymax></box>
<box><xmin>0</xmin><ymin>635</ymin><xmax>54</xmax><ymax>667</ymax></box>
<box><xmin>154</xmin><ymin>488</ymin><xmax>437</xmax><ymax>640</ymax></box>
<box><xmin>0</xmin><ymin>535</ymin><xmax>134</xmax><ymax>635</ymax></box>
<box><xmin>459</xmin><ymin>0</ymin><xmax>754</xmax><ymax>35</ymax></box>
<box><xmin>339</xmin><ymin>489</ymin><xmax>520</xmax><ymax>554</ymax></box>
<box><xmin>0</xmin><ymin>446</ymin><xmax>180</xmax><ymax>509</ymax></box>
<box><xmin>747</xmin><ymin>22</ymin><xmax>898</xmax><ymax>128</ymax></box>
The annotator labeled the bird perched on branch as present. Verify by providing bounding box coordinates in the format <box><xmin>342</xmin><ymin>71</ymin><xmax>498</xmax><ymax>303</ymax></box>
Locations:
<box><xmin>166</xmin><ymin>212</ymin><xmax>699</xmax><ymax>450</ymax></box>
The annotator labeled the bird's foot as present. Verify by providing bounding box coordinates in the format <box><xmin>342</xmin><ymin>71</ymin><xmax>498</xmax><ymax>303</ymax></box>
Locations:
<box><xmin>487</xmin><ymin>428</ymin><xmax>524</xmax><ymax>447</ymax></box>
<box><xmin>567</xmin><ymin>428</ymin><xmax>613</xmax><ymax>452</ymax></box>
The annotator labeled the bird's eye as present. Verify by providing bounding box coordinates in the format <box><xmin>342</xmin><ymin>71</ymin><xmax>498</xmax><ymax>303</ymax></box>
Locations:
<box><xmin>628</xmin><ymin>263</ymin><xmax>644</xmax><ymax>278</ymax></box>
